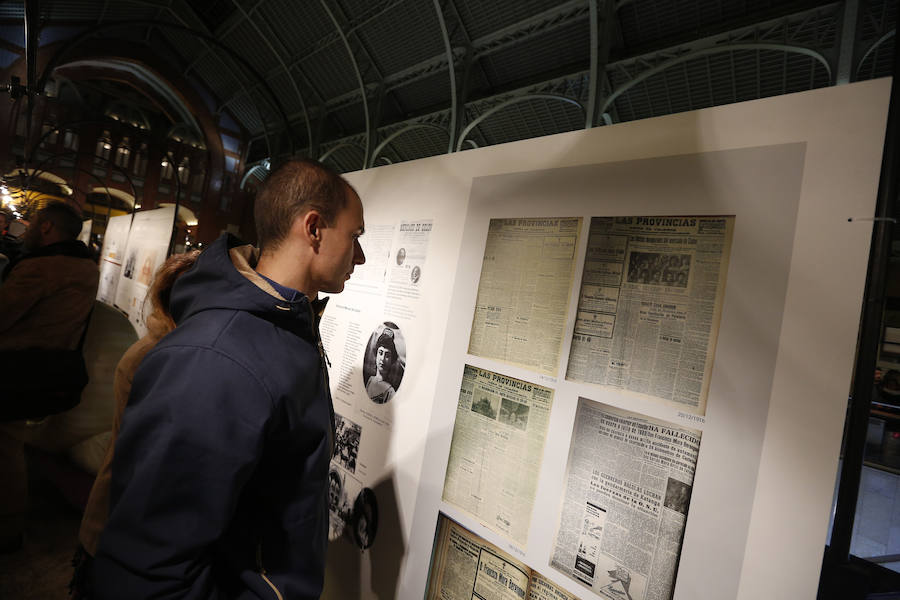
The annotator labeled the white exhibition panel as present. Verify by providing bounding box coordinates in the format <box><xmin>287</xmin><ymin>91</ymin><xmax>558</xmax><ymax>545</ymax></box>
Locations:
<box><xmin>319</xmin><ymin>78</ymin><xmax>890</xmax><ymax>600</ymax></box>
<box><xmin>96</xmin><ymin>213</ymin><xmax>132</xmax><ymax>306</ymax></box>
<box><xmin>113</xmin><ymin>205</ymin><xmax>175</xmax><ymax>336</ymax></box>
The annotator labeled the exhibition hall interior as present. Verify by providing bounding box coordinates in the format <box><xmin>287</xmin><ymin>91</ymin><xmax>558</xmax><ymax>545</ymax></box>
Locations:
<box><xmin>0</xmin><ymin>1</ymin><xmax>898</xmax><ymax>599</ymax></box>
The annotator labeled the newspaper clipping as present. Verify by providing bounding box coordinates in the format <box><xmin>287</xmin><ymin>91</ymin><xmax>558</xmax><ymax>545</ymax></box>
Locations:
<box><xmin>566</xmin><ymin>216</ymin><xmax>734</xmax><ymax>414</ymax></box>
<box><xmin>469</xmin><ymin>217</ymin><xmax>582</xmax><ymax>376</ymax></box>
<box><xmin>550</xmin><ymin>398</ymin><xmax>700</xmax><ymax>600</ymax></box>
<box><xmin>96</xmin><ymin>213</ymin><xmax>132</xmax><ymax>305</ymax></box>
<box><xmin>442</xmin><ymin>365</ymin><xmax>553</xmax><ymax>547</ymax></box>
<box><xmin>427</xmin><ymin>515</ymin><xmax>581</xmax><ymax>600</ymax></box>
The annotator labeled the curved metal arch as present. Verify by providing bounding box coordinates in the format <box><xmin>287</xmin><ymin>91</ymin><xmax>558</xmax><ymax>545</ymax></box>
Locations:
<box><xmin>161</xmin><ymin>148</ymin><xmax>184</xmax><ymax>254</ymax></box>
<box><xmin>166</xmin><ymin>122</ymin><xmax>206</xmax><ymax>148</ymax></box>
<box><xmin>432</xmin><ymin>0</ymin><xmax>458</xmax><ymax>154</ymax></box>
<box><xmin>25</xmin><ymin>146</ymin><xmax>139</xmax><ymax>203</ymax></box>
<box><xmin>601</xmin><ymin>43</ymin><xmax>833</xmax><ymax>114</ymax></box>
<box><xmin>456</xmin><ymin>94</ymin><xmax>586</xmax><ymax>152</ymax></box>
<box><xmin>16</xmin><ymin>161</ymin><xmax>114</xmax><ymax>225</ymax></box>
<box><xmin>856</xmin><ymin>28</ymin><xmax>896</xmax><ymax>78</ymax></box>
<box><xmin>50</xmin><ymin>75</ymin><xmax>85</xmax><ymax>105</ymax></box>
<box><xmin>239</xmin><ymin>163</ymin><xmax>270</xmax><ymax>190</ymax></box>
<box><xmin>320</xmin><ymin>1</ymin><xmax>370</xmax><ymax>170</ymax></box>
<box><xmin>318</xmin><ymin>142</ymin><xmax>366</xmax><ymax>164</ymax></box>
<box><xmin>35</xmin><ymin>20</ymin><xmax>293</xmax><ymax>158</ymax></box>
<box><xmin>371</xmin><ymin>123</ymin><xmax>449</xmax><ymax>167</ymax></box>
<box><xmin>229</xmin><ymin>0</ymin><xmax>313</xmax><ymax>156</ymax></box>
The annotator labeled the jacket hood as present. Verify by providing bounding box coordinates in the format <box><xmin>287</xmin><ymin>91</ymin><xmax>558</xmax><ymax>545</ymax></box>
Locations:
<box><xmin>28</xmin><ymin>239</ymin><xmax>94</xmax><ymax>260</ymax></box>
<box><xmin>169</xmin><ymin>234</ymin><xmax>321</xmax><ymax>334</ymax></box>
<box><xmin>5</xmin><ymin>239</ymin><xmax>93</xmax><ymax>278</ymax></box>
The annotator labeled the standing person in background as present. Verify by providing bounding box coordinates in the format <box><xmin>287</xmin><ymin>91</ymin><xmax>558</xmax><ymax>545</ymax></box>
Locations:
<box><xmin>0</xmin><ymin>208</ymin><xmax>22</xmax><ymax>273</ymax></box>
<box><xmin>0</xmin><ymin>202</ymin><xmax>99</xmax><ymax>553</ymax></box>
<box><xmin>70</xmin><ymin>251</ymin><xmax>199</xmax><ymax>599</ymax></box>
<box><xmin>91</xmin><ymin>158</ymin><xmax>365</xmax><ymax>599</ymax></box>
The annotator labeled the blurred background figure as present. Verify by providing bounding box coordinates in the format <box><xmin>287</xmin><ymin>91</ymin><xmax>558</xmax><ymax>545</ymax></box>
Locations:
<box><xmin>0</xmin><ymin>202</ymin><xmax>99</xmax><ymax>553</ymax></box>
<box><xmin>71</xmin><ymin>251</ymin><xmax>199</xmax><ymax>599</ymax></box>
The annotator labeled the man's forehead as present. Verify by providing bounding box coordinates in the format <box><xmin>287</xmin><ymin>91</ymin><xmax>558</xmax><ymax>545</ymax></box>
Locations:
<box><xmin>344</xmin><ymin>187</ymin><xmax>365</xmax><ymax>231</ymax></box>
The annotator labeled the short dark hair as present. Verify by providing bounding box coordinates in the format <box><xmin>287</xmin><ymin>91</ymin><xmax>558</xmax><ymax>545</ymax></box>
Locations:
<box><xmin>38</xmin><ymin>202</ymin><xmax>83</xmax><ymax>240</ymax></box>
<box><xmin>375</xmin><ymin>328</ymin><xmax>396</xmax><ymax>359</ymax></box>
<box><xmin>254</xmin><ymin>158</ymin><xmax>353</xmax><ymax>251</ymax></box>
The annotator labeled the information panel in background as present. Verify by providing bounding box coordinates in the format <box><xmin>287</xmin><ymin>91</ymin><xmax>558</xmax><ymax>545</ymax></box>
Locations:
<box><xmin>114</xmin><ymin>205</ymin><xmax>174</xmax><ymax>336</ymax></box>
<box><xmin>442</xmin><ymin>365</ymin><xmax>553</xmax><ymax>547</ymax></box>
<box><xmin>96</xmin><ymin>213</ymin><xmax>132</xmax><ymax>306</ymax></box>
<box><xmin>468</xmin><ymin>217</ymin><xmax>582</xmax><ymax>376</ymax></box>
<box><xmin>550</xmin><ymin>398</ymin><xmax>700</xmax><ymax>600</ymax></box>
<box><xmin>566</xmin><ymin>216</ymin><xmax>734</xmax><ymax>415</ymax></box>
<box><xmin>427</xmin><ymin>514</ymin><xmax>582</xmax><ymax>600</ymax></box>
<box><xmin>78</xmin><ymin>219</ymin><xmax>91</xmax><ymax>245</ymax></box>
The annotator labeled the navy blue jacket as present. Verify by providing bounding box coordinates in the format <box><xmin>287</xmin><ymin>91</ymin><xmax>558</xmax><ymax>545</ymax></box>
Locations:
<box><xmin>93</xmin><ymin>234</ymin><xmax>334</xmax><ymax>599</ymax></box>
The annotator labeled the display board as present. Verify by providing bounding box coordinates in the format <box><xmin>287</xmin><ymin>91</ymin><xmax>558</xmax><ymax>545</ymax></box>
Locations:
<box><xmin>96</xmin><ymin>213</ymin><xmax>132</xmax><ymax>306</ymax></box>
<box><xmin>78</xmin><ymin>219</ymin><xmax>92</xmax><ymax>245</ymax></box>
<box><xmin>113</xmin><ymin>206</ymin><xmax>174</xmax><ymax>336</ymax></box>
<box><xmin>319</xmin><ymin>79</ymin><xmax>890</xmax><ymax>600</ymax></box>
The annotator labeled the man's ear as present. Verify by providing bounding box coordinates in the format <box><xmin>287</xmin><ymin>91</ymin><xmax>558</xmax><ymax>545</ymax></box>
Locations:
<box><xmin>302</xmin><ymin>210</ymin><xmax>324</xmax><ymax>246</ymax></box>
<box><xmin>40</xmin><ymin>219</ymin><xmax>53</xmax><ymax>236</ymax></box>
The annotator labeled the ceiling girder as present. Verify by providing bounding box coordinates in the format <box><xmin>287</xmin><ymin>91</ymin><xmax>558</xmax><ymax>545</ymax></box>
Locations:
<box><xmin>247</xmin><ymin>0</ymin><xmax>595</xmax><ymax>128</ymax></box>
<box><xmin>227</xmin><ymin>0</ymin><xmax>312</xmax><ymax>155</ymax></box>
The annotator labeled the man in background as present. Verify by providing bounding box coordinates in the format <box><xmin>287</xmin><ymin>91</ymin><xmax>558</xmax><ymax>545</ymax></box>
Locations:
<box><xmin>0</xmin><ymin>201</ymin><xmax>99</xmax><ymax>552</ymax></box>
<box><xmin>92</xmin><ymin>158</ymin><xmax>366</xmax><ymax>599</ymax></box>
<box><xmin>0</xmin><ymin>202</ymin><xmax>98</xmax><ymax>351</ymax></box>
<box><xmin>0</xmin><ymin>207</ymin><xmax>22</xmax><ymax>274</ymax></box>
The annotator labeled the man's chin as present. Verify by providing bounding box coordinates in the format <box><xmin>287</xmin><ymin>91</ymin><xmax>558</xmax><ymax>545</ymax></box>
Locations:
<box><xmin>323</xmin><ymin>281</ymin><xmax>346</xmax><ymax>294</ymax></box>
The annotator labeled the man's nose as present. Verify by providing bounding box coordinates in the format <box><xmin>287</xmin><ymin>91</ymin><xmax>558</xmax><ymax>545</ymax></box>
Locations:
<box><xmin>354</xmin><ymin>239</ymin><xmax>366</xmax><ymax>265</ymax></box>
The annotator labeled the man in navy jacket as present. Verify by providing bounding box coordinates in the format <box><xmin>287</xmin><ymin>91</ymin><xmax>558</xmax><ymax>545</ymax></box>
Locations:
<box><xmin>91</xmin><ymin>158</ymin><xmax>366</xmax><ymax>599</ymax></box>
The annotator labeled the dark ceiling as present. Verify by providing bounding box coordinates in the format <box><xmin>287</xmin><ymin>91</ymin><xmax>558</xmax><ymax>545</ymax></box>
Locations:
<box><xmin>0</xmin><ymin>0</ymin><xmax>896</xmax><ymax>175</ymax></box>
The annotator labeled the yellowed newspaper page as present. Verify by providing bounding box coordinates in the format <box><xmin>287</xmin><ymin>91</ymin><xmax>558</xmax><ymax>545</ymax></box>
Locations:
<box><xmin>443</xmin><ymin>366</ymin><xmax>553</xmax><ymax>547</ymax></box>
<box><xmin>566</xmin><ymin>216</ymin><xmax>734</xmax><ymax>414</ymax></box>
<box><xmin>550</xmin><ymin>398</ymin><xmax>700</xmax><ymax>600</ymax></box>
<box><xmin>469</xmin><ymin>217</ymin><xmax>582</xmax><ymax>375</ymax></box>
<box><xmin>426</xmin><ymin>515</ymin><xmax>533</xmax><ymax>600</ymax></box>
<box><xmin>528</xmin><ymin>571</ymin><xmax>582</xmax><ymax>600</ymax></box>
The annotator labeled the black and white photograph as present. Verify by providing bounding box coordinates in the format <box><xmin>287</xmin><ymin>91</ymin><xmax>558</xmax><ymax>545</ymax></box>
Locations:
<box><xmin>350</xmin><ymin>487</ymin><xmax>379</xmax><ymax>550</ymax></box>
<box><xmin>328</xmin><ymin>467</ymin><xmax>343</xmax><ymax>516</ymax></box>
<box><xmin>498</xmin><ymin>398</ymin><xmax>529</xmax><ymax>431</ymax></box>
<box><xmin>410</xmin><ymin>265</ymin><xmax>421</xmax><ymax>284</ymax></box>
<box><xmin>328</xmin><ymin>467</ymin><xmax>364</xmax><ymax>541</ymax></box>
<box><xmin>663</xmin><ymin>477</ymin><xmax>692</xmax><ymax>515</ymax></box>
<box><xmin>333</xmin><ymin>413</ymin><xmax>362</xmax><ymax>474</ymax></box>
<box><xmin>122</xmin><ymin>249</ymin><xmax>137</xmax><ymax>279</ymax></box>
<box><xmin>625</xmin><ymin>251</ymin><xmax>691</xmax><ymax>288</ymax></box>
<box><xmin>362</xmin><ymin>322</ymin><xmax>407</xmax><ymax>404</ymax></box>
<box><xmin>471</xmin><ymin>393</ymin><xmax>499</xmax><ymax>420</ymax></box>
<box><xmin>395</xmin><ymin>247</ymin><xmax>406</xmax><ymax>265</ymax></box>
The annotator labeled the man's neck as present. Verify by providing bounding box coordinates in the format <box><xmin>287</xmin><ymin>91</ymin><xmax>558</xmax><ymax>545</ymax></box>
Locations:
<box><xmin>256</xmin><ymin>251</ymin><xmax>316</xmax><ymax>300</ymax></box>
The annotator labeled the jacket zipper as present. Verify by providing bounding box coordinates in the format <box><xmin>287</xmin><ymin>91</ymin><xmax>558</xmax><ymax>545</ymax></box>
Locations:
<box><xmin>257</xmin><ymin>543</ymin><xmax>284</xmax><ymax>600</ymax></box>
<box><xmin>309</xmin><ymin>302</ymin><xmax>335</xmax><ymax>457</ymax></box>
